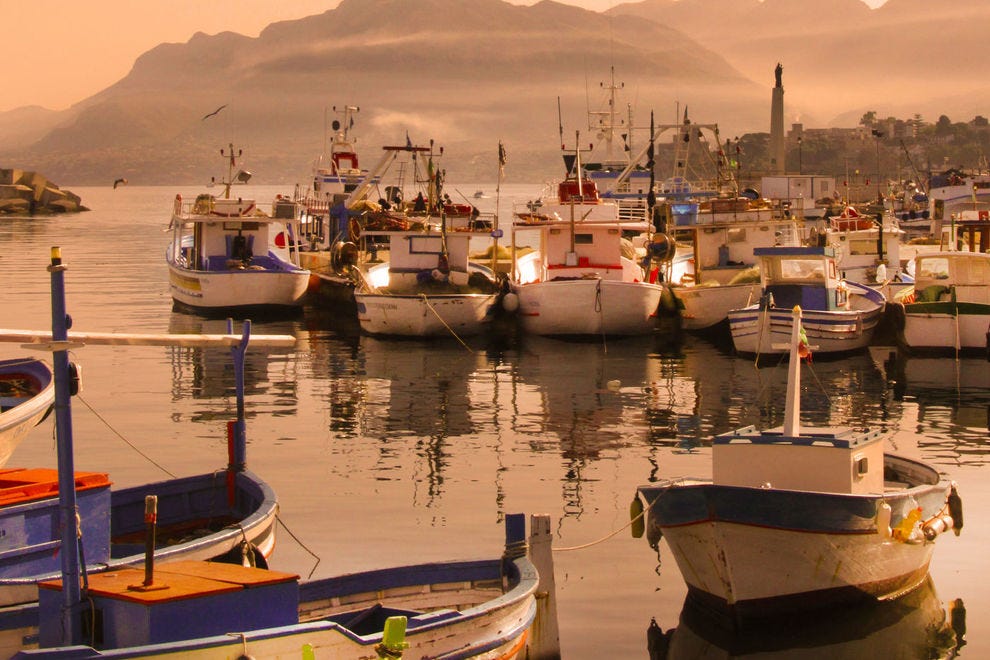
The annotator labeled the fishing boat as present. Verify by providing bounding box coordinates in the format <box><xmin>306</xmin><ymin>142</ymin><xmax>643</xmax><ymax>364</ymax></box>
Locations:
<box><xmin>0</xmin><ymin>358</ymin><xmax>54</xmax><ymax>468</ymax></box>
<box><xmin>726</xmin><ymin>246</ymin><xmax>886</xmax><ymax>357</ymax></box>
<box><xmin>663</xmin><ymin>197</ymin><xmax>802</xmax><ymax>333</ymax></box>
<box><xmin>6</xmin><ymin>249</ymin><xmax>548</xmax><ymax>660</ymax></box>
<box><xmin>0</xmin><ymin>249</ymin><xmax>290</xmax><ymax>655</ymax></box>
<box><xmin>310</xmin><ymin>104</ymin><xmax>370</xmax><ymax>198</ymax></box>
<box><xmin>355</xmin><ymin>226</ymin><xmax>503</xmax><ymax>338</ymax></box>
<box><xmin>166</xmin><ymin>144</ymin><xmax>310</xmax><ymax>316</ymax></box>
<box><xmin>634</xmin><ymin>306</ymin><xmax>963</xmax><ymax>623</ymax></box>
<box><xmin>336</xmin><ymin>142</ymin><xmax>506</xmax><ymax>338</ymax></box>
<box><xmin>896</xmin><ymin>248</ymin><xmax>990</xmax><ymax>354</ymax></box>
<box><xmin>928</xmin><ymin>169</ymin><xmax>990</xmax><ymax>235</ymax></box>
<box><xmin>20</xmin><ymin>512</ymin><xmax>541</xmax><ymax>659</ymax></box>
<box><xmin>508</xmin><ymin>132</ymin><xmax>664</xmax><ymax>338</ymax></box>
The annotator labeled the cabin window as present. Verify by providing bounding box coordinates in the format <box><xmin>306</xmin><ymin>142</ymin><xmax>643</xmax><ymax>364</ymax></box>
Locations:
<box><xmin>848</xmin><ymin>239</ymin><xmax>874</xmax><ymax>255</ymax></box>
<box><xmin>224</xmin><ymin>222</ymin><xmax>261</xmax><ymax>231</ymax></box>
<box><xmin>917</xmin><ymin>257</ymin><xmax>950</xmax><ymax>280</ymax></box>
<box><xmin>777</xmin><ymin>258</ymin><xmax>826</xmax><ymax>281</ymax></box>
<box><xmin>575</xmin><ymin>234</ymin><xmax>594</xmax><ymax>245</ymax></box>
<box><xmin>727</xmin><ymin>228</ymin><xmax>747</xmax><ymax>243</ymax></box>
<box><xmin>408</xmin><ymin>236</ymin><xmax>443</xmax><ymax>254</ymax></box>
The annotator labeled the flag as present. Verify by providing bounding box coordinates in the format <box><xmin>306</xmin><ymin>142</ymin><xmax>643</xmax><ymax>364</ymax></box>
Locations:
<box><xmin>798</xmin><ymin>323</ymin><xmax>812</xmax><ymax>362</ymax></box>
<box><xmin>498</xmin><ymin>141</ymin><xmax>507</xmax><ymax>180</ymax></box>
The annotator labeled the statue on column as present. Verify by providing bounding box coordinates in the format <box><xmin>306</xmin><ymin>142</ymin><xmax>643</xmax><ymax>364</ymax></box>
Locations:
<box><xmin>774</xmin><ymin>62</ymin><xmax>783</xmax><ymax>88</ymax></box>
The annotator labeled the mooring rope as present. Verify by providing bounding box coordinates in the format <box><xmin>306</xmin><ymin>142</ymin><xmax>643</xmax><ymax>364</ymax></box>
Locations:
<box><xmin>554</xmin><ymin>498</ymin><xmax>651</xmax><ymax>552</ymax></box>
<box><xmin>76</xmin><ymin>393</ymin><xmax>177</xmax><ymax>478</ymax></box>
<box><xmin>420</xmin><ymin>293</ymin><xmax>473</xmax><ymax>352</ymax></box>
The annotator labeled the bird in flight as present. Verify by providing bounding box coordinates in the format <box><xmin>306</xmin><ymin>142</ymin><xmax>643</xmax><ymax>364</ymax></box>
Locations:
<box><xmin>113</xmin><ymin>178</ymin><xmax>128</xmax><ymax>189</ymax></box>
<box><xmin>202</xmin><ymin>104</ymin><xmax>227</xmax><ymax>120</ymax></box>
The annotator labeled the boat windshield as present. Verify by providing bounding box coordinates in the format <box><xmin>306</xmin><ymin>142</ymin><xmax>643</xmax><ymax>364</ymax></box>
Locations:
<box><xmin>916</xmin><ymin>257</ymin><xmax>950</xmax><ymax>281</ymax></box>
<box><xmin>776</xmin><ymin>257</ymin><xmax>826</xmax><ymax>281</ymax></box>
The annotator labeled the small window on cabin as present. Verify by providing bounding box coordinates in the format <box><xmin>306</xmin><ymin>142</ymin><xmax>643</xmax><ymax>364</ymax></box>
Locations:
<box><xmin>848</xmin><ymin>239</ymin><xmax>874</xmax><ymax>255</ymax></box>
<box><xmin>778</xmin><ymin>257</ymin><xmax>825</xmax><ymax>281</ymax></box>
<box><xmin>727</xmin><ymin>228</ymin><xmax>747</xmax><ymax>243</ymax></box>
<box><xmin>224</xmin><ymin>222</ymin><xmax>260</xmax><ymax>231</ymax></box>
<box><xmin>409</xmin><ymin>236</ymin><xmax>442</xmax><ymax>254</ymax></box>
<box><xmin>574</xmin><ymin>234</ymin><xmax>594</xmax><ymax>245</ymax></box>
<box><xmin>918</xmin><ymin>257</ymin><xmax>950</xmax><ymax>280</ymax></box>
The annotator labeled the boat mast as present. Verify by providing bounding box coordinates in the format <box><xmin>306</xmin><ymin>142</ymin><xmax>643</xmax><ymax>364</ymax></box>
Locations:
<box><xmin>49</xmin><ymin>246</ymin><xmax>84</xmax><ymax>645</ymax></box>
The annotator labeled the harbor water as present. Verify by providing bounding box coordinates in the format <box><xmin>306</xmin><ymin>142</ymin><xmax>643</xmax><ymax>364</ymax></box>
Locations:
<box><xmin>1</xmin><ymin>185</ymin><xmax>987</xmax><ymax>658</ymax></box>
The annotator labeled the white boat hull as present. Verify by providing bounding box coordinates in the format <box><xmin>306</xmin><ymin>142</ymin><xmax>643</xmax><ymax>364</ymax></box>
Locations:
<box><xmin>355</xmin><ymin>292</ymin><xmax>498</xmax><ymax>337</ymax></box>
<box><xmin>514</xmin><ymin>279</ymin><xmax>663</xmax><ymax>337</ymax></box>
<box><xmin>168</xmin><ymin>263</ymin><xmax>310</xmax><ymax>313</ymax></box>
<box><xmin>0</xmin><ymin>360</ymin><xmax>54</xmax><ymax>468</ymax></box>
<box><xmin>672</xmin><ymin>283</ymin><xmax>759</xmax><ymax>331</ymax></box>
<box><xmin>728</xmin><ymin>302</ymin><xmax>882</xmax><ymax>356</ymax></box>
<box><xmin>902</xmin><ymin>308</ymin><xmax>990</xmax><ymax>350</ymax></box>
<box><xmin>661</xmin><ymin>520</ymin><xmax>934</xmax><ymax>613</ymax></box>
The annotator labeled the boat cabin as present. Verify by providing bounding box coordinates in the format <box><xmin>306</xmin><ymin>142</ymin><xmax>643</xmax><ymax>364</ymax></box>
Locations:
<box><xmin>37</xmin><ymin>561</ymin><xmax>299</xmax><ymax>649</ymax></box>
<box><xmin>756</xmin><ymin>246</ymin><xmax>847</xmax><ymax>311</ymax></box>
<box><xmin>170</xmin><ymin>195</ymin><xmax>300</xmax><ymax>274</ymax></box>
<box><xmin>363</xmin><ymin>229</ymin><xmax>481</xmax><ymax>291</ymax></box>
<box><xmin>713</xmin><ymin>424</ymin><xmax>885</xmax><ymax>495</ymax></box>
<box><xmin>913</xmin><ymin>251</ymin><xmax>990</xmax><ymax>304</ymax></box>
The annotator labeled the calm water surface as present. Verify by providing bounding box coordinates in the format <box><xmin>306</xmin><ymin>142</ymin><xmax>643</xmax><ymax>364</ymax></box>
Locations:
<box><xmin>1</xmin><ymin>185</ymin><xmax>987</xmax><ymax>658</ymax></box>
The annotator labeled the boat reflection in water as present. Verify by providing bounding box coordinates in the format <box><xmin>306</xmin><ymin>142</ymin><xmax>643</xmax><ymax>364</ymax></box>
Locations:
<box><xmin>647</xmin><ymin>576</ymin><xmax>966</xmax><ymax>659</ymax></box>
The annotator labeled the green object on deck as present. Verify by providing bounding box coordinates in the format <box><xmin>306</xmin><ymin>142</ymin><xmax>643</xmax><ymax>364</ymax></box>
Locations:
<box><xmin>376</xmin><ymin>616</ymin><xmax>409</xmax><ymax>658</ymax></box>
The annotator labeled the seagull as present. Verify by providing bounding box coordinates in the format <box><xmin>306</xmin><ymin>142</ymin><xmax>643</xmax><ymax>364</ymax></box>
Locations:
<box><xmin>113</xmin><ymin>178</ymin><xmax>128</xmax><ymax>189</ymax></box>
<box><xmin>202</xmin><ymin>104</ymin><xmax>227</xmax><ymax>120</ymax></box>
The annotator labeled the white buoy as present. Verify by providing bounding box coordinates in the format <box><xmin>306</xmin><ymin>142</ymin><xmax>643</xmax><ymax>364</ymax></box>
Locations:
<box><xmin>502</xmin><ymin>292</ymin><xmax>519</xmax><ymax>313</ymax></box>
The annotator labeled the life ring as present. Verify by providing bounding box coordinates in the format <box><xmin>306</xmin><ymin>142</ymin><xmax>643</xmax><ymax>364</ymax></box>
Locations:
<box><xmin>348</xmin><ymin>217</ymin><xmax>361</xmax><ymax>241</ymax></box>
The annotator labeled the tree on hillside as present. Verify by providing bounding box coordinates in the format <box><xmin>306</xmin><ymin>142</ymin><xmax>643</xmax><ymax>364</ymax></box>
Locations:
<box><xmin>859</xmin><ymin>111</ymin><xmax>877</xmax><ymax>128</ymax></box>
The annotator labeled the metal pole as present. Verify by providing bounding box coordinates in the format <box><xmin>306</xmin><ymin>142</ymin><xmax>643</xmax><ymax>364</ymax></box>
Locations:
<box><xmin>50</xmin><ymin>246</ymin><xmax>83</xmax><ymax>645</ymax></box>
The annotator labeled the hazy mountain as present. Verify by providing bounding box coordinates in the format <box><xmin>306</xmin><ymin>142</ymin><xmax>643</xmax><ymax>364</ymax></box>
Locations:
<box><xmin>1</xmin><ymin>0</ymin><xmax>762</xmax><ymax>185</ymax></box>
<box><xmin>3</xmin><ymin>0</ymin><xmax>987</xmax><ymax>185</ymax></box>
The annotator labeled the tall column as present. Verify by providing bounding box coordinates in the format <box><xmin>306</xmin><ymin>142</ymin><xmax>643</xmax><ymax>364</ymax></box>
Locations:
<box><xmin>770</xmin><ymin>62</ymin><xmax>785</xmax><ymax>174</ymax></box>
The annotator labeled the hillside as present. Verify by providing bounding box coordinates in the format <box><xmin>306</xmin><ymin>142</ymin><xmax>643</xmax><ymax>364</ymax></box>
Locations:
<box><xmin>4</xmin><ymin>0</ymin><xmax>988</xmax><ymax>186</ymax></box>
<box><xmin>0</xmin><ymin>0</ymin><xmax>762</xmax><ymax>185</ymax></box>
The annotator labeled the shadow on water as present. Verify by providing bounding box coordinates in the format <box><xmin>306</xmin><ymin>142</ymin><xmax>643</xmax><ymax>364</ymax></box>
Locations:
<box><xmin>647</xmin><ymin>576</ymin><xmax>966</xmax><ymax>659</ymax></box>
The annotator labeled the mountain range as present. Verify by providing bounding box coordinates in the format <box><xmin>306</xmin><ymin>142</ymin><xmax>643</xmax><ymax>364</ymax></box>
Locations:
<box><xmin>2</xmin><ymin>0</ymin><xmax>987</xmax><ymax>186</ymax></box>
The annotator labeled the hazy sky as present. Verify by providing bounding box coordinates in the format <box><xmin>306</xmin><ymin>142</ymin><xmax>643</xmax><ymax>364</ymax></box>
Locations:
<box><xmin>3</xmin><ymin>0</ymin><xmax>887</xmax><ymax>113</ymax></box>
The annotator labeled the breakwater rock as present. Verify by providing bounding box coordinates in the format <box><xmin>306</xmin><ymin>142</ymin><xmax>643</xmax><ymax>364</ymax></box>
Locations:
<box><xmin>0</xmin><ymin>168</ymin><xmax>88</xmax><ymax>215</ymax></box>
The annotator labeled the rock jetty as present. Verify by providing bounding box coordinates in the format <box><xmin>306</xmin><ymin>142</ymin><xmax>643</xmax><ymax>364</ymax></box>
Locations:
<box><xmin>0</xmin><ymin>168</ymin><xmax>88</xmax><ymax>215</ymax></box>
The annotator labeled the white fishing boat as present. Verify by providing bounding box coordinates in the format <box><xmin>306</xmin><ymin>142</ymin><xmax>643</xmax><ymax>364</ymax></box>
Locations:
<box><xmin>897</xmin><ymin>246</ymin><xmax>990</xmax><ymax>354</ymax></box>
<box><xmin>310</xmin><ymin>104</ymin><xmax>370</xmax><ymax>198</ymax></box>
<box><xmin>727</xmin><ymin>246</ymin><xmax>886</xmax><ymax>357</ymax></box>
<box><xmin>928</xmin><ymin>169</ymin><xmax>990</xmax><ymax>234</ymax></box>
<box><xmin>166</xmin><ymin>145</ymin><xmax>310</xmax><ymax>316</ymax></box>
<box><xmin>635</xmin><ymin>306</ymin><xmax>963</xmax><ymax>623</ymax></box>
<box><xmin>508</xmin><ymin>132</ymin><xmax>664</xmax><ymax>338</ymax></box>
<box><xmin>355</xmin><ymin>227</ymin><xmax>502</xmax><ymax>338</ymax></box>
<box><xmin>0</xmin><ymin>358</ymin><xmax>54</xmax><ymax>468</ymax></box>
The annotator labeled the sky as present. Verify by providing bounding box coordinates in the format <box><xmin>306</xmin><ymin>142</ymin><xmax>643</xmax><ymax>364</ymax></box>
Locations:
<box><xmin>3</xmin><ymin>0</ymin><xmax>886</xmax><ymax>113</ymax></box>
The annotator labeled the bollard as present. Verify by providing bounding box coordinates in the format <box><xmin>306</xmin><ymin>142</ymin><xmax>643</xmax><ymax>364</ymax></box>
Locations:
<box><xmin>526</xmin><ymin>514</ymin><xmax>561</xmax><ymax>659</ymax></box>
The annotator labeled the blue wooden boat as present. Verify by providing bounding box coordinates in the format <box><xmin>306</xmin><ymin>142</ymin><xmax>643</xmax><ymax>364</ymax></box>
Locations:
<box><xmin>0</xmin><ymin>249</ymin><xmax>288</xmax><ymax>655</ymax></box>
<box><xmin>0</xmin><ymin>358</ymin><xmax>54</xmax><ymax>467</ymax></box>
<box><xmin>727</xmin><ymin>246</ymin><xmax>886</xmax><ymax>357</ymax></box>
<box><xmin>7</xmin><ymin>247</ymin><xmax>542</xmax><ymax>659</ymax></box>
<box><xmin>636</xmin><ymin>306</ymin><xmax>963</xmax><ymax>624</ymax></box>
